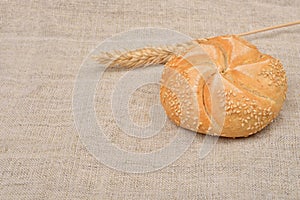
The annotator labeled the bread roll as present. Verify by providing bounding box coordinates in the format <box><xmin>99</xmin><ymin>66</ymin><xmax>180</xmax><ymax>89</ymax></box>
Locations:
<box><xmin>160</xmin><ymin>35</ymin><xmax>287</xmax><ymax>138</ymax></box>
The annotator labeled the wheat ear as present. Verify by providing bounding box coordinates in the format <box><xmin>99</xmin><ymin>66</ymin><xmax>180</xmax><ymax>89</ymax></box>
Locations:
<box><xmin>93</xmin><ymin>41</ymin><xmax>198</xmax><ymax>68</ymax></box>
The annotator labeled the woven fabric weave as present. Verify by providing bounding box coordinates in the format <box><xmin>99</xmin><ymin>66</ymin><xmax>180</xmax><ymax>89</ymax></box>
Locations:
<box><xmin>0</xmin><ymin>1</ymin><xmax>299</xmax><ymax>199</ymax></box>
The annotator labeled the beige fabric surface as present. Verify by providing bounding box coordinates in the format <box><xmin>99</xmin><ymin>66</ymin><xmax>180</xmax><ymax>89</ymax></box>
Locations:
<box><xmin>0</xmin><ymin>0</ymin><xmax>299</xmax><ymax>199</ymax></box>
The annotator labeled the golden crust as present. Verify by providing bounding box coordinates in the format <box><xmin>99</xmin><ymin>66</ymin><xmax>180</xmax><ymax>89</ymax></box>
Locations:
<box><xmin>160</xmin><ymin>35</ymin><xmax>287</xmax><ymax>138</ymax></box>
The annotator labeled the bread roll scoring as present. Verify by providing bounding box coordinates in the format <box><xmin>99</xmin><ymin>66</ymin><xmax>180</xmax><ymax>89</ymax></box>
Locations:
<box><xmin>160</xmin><ymin>35</ymin><xmax>287</xmax><ymax>138</ymax></box>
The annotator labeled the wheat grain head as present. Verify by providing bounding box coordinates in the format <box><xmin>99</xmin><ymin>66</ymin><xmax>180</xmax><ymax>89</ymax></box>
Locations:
<box><xmin>93</xmin><ymin>41</ymin><xmax>198</xmax><ymax>68</ymax></box>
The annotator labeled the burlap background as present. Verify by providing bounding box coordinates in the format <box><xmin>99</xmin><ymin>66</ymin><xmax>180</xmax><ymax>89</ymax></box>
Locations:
<box><xmin>0</xmin><ymin>0</ymin><xmax>299</xmax><ymax>199</ymax></box>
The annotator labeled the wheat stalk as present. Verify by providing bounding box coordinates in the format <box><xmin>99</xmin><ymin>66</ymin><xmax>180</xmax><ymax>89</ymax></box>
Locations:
<box><xmin>94</xmin><ymin>20</ymin><xmax>300</xmax><ymax>68</ymax></box>
<box><xmin>237</xmin><ymin>20</ymin><xmax>300</xmax><ymax>37</ymax></box>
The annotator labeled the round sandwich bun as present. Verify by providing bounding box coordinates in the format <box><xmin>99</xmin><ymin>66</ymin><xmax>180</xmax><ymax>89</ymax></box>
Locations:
<box><xmin>160</xmin><ymin>35</ymin><xmax>287</xmax><ymax>138</ymax></box>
